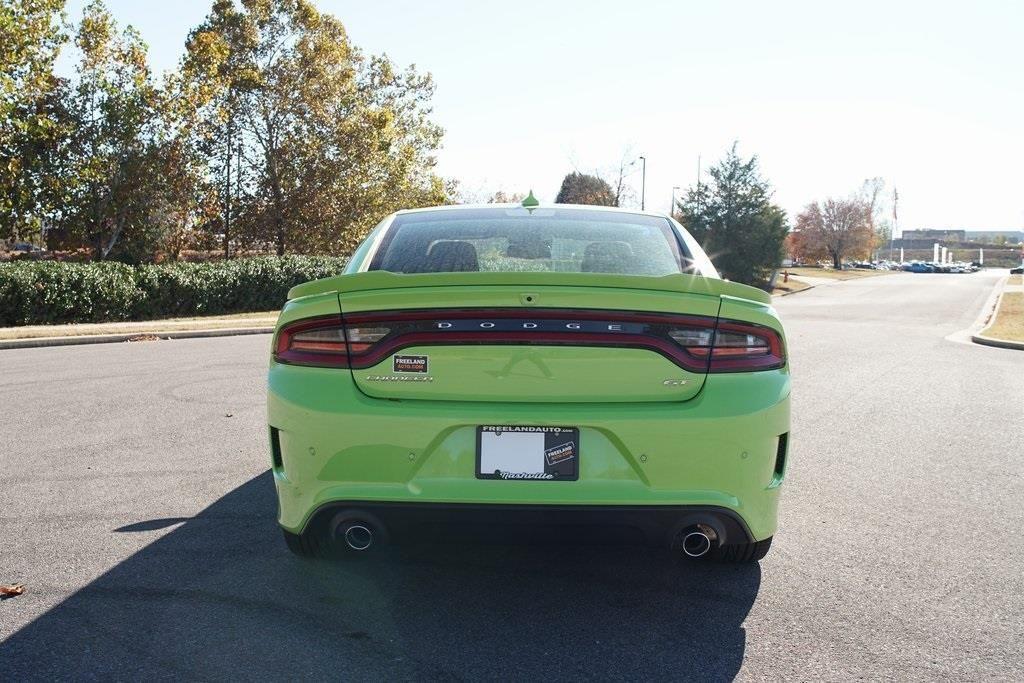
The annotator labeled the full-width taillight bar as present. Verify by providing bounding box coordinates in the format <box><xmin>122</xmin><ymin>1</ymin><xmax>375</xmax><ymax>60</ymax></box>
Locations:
<box><xmin>273</xmin><ymin>309</ymin><xmax>785</xmax><ymax>372</ymax></box>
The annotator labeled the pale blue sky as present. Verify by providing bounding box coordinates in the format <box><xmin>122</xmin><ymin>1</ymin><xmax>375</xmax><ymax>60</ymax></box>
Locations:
<box><xmin>59</xmin><ymin>0</ymin><xmax>1024</xmax><ymax>231</ymax></box>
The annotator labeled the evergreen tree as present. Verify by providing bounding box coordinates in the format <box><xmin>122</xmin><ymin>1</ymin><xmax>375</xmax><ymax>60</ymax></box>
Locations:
<box><xmin>676</xmin><ymin>144</ymin><xmax>788</xmax><ymax>286</ymax></box>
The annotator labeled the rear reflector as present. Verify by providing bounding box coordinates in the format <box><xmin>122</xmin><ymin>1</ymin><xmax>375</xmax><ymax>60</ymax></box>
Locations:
<box><xmin>273</xmin><ymin>309</ymin><xmax>785</xmax><ymax>372</ymax></box>
<box><xmin>269</xmin><ymin>426</ymin><xmax>284</xmax><ymax>471</ymax></box>
<box><xmin>774</xmin><ymin>432</ymin><xmax>789</xmax><ymax>477</ymax></box>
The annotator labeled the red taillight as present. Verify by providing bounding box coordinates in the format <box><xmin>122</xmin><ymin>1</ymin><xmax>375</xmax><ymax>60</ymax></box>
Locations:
<box><xmin>289</xmin><ymin>328</ymin><xmax>347</xmax><ymax>353</ymax></box>
<box><xmin>694</xmin><ymin>321</ymin><xmax>785</xmax><ymax>372</ymax></box>
<box><xmin>273</xmin><ymin>310</ymin><xmax>784</xmax><ymax>373</ymax></box>
<box><xmin>275</xmin><ymin>317</ymin><xmax>347</xmax><ymax>366</ymax></box>
<box><xmin>345</xmin><ymin>326</ymin><xmax>390</xmax><ymax>355</ymax></box>
<box><xmin>274</xmin><ymin>317</ymin><xmax>391</xmax><ymax>367</ymax></box>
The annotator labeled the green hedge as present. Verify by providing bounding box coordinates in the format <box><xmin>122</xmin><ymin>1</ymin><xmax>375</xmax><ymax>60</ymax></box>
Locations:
<box><xmin>0</xmin><ymin>256</ymin><xmax>349</xmax><ymax>326</ymax></box>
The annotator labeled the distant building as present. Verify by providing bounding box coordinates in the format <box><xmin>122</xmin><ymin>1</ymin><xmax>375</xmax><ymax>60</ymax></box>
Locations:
<box><xmin>900</xmin><ymin>229</ymin><xmax>966</xmax><ymax>242</ymax></box>
<box><xmin>966</xmin><ymin>230</ymin><xmax>1024</xmax><ymax>244</ymax></box>
<box><xmin>895</xmin><ymin>228</ymin><xmax>1023</xmax><ymax>249</ymax></box>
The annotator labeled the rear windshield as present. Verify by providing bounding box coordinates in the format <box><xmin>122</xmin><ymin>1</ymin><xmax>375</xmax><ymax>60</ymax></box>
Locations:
<box><xmin>369</xmin><ymin>207</ymin><xmax>692</xmax><ymax>276</ymax></box>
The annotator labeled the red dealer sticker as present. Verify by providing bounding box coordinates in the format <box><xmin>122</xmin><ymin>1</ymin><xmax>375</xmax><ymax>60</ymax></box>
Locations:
<box><xmin>393</xmin><ymin>355</ymin><xmax>428</xmax><ymax>373</ymax></box>
<box><xmin>544</xmin><ymin>441</ymin><xmax>576</xmax><ymax>466</ymax></box>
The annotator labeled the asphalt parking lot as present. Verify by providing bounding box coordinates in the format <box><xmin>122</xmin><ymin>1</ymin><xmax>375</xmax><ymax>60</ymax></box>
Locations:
<box><xmin>1</xmin><ymin>271</ymin><xmax>1022</xmax><ymax>681</ymax></box>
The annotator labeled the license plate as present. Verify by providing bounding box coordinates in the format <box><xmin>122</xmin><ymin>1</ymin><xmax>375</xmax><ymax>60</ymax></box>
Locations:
<box><xmin>476</xmin><ymin>426</ymin><xmax>579</xmax><ymax>481</ymax></box>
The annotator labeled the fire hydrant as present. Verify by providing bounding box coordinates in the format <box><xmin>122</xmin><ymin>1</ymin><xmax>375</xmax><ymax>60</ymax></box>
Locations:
<box><xmin>783</xmin><ymin>270</ymin><xmax>789</xmax><ymax>283</ymax></box>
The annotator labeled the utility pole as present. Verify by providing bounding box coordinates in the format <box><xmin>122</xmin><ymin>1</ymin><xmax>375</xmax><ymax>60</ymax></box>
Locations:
<box><xmin>237</xmin><ymin>128</ymin><xmax>243</xmax><ymax>226</ymax></box>
<box><xmin>890</xmin><ymin>187</ymin><xmax>898</xmax><ymax>262</ymax></box>
<box><xmin>639</xmin><ymin>156</ymin><xmax>646</xmax><ymax>210</ymax></box>
<box><xmin>670</xmin><ymin>186</ymin><xmax>680</xmax><ymax>218</ymax></box>
<box><xmin>696</xmin><ymin>154</ymin><xmax>702</xmax><ymax>213</ymax></box>
<box><xmin>224</xmin><ymin>115</ymin><xmax>231</xmax><ymax>260</ymax></box>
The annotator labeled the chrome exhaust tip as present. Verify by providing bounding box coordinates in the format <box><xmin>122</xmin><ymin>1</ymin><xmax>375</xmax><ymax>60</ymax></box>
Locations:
<box><xmin>329</xmin><ymin>510</ymin><xmax>387</xmax><ymax>554</ymax></box>
<box><xmin>682</xmin><ymin>531</ymin><xmax>712</xmax><ymax>557</ymax></box>
<box><xmin>340</xmin><ymin>522</ymin><xmax>374</xmax><ymax>551</ymax></box>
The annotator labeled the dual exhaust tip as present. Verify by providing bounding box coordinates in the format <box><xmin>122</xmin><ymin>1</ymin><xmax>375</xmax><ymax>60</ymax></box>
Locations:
<box><xmin>342</xmin><ymin>523</ymin><xmax>374</xmax><ymax>551</ymax></box>
<box><xmin>333</xmin><ymin>516</ymin><xmax>380</xmax><ymax>552</ymax></box>
<box><xmin>680</xmin><ymin>524</ymin><xmax>718</xmax><ymax>558</ymax></box>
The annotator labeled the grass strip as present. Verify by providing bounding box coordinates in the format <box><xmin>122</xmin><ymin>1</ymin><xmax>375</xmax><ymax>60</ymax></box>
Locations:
<box><xmin>982</xmin><ymin>292</ymin><xmax>1023</xmax><ymax>343</ymax></box>
<box><xmin>786</xmin><ymin>267</ymin><xmax>896</xmax><ymax>281</ymax></box>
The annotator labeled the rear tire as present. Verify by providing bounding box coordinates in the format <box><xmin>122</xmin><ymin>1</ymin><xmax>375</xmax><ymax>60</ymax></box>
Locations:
<box><xmin>714</xmin><ymin>536</ymin><xmax>773</xmax><ymax>563</ymax></box>
<box><xmin>281</xmin><ymin>528</ymin><xmax>321</xmax><ymax>558</ymax></box>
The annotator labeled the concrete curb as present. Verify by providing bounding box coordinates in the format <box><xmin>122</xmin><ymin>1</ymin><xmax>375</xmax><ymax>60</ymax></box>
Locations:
<box><xmin>970</xmin><ymin>333</ymin><xmax>1024</xmax><ymax>351</ymax></box>
<box><xmin>773</xmin><ymin>283</ymin><xmax>817</xmax><ymax>298</ymax></box>
<box><xmin>970</xmin><ymin>277</ymin><xmax>1022</xmax><ymax>350</ymax></box>
<box><xmin>943</xmin><ymin>273</ymin><xmax>1007</xmax><ymax>347</ymax></box>
<box><xmin>0</xmin><ymin>326</ymin><xmax>273</xmax><ymax>350</ymax></box>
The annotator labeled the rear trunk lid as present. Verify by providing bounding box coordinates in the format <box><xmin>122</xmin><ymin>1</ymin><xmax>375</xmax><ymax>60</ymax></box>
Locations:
<box><xmin>296</xmin><ymin>272</ymin><xmax>767</xmax><ymax>403</ymax></box>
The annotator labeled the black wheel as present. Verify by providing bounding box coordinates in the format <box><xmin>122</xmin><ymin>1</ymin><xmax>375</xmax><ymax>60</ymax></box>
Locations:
<box><xmin>714</xmin><ymin>536</ymin><xmax>773</xmax><ymax>563</ymax></box>
<box><xmin>281</xmin><ymin>527</ymin><xmax>321</xmax><ymax>558</ymax></box>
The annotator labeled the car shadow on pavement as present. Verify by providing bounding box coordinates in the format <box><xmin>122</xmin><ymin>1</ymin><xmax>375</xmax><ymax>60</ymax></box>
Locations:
<box><xmin>0</xmin><ymin>471</ymin><xmax>761</xmax><ymax>681</ymax></box>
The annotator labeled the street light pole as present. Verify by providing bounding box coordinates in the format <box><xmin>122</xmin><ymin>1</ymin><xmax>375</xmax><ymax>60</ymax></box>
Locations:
<box><xmin>639</xmin><ymin>155</ymin><xmax>646</xmax><ymax>210</ymax></box>
<box><xmin>695</xmin><ymin>154</ymin><xmax>702</xmax><ymax>212</ymax></box>
<box><xmin>890</xmin><ymin>188</ymin><xmax>898</xmax><ymax>262</ymax></box>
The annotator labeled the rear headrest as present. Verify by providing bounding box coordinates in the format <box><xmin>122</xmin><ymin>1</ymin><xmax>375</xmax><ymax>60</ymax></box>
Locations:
<box><xmin>507</xmin><ymin>239</ymin><xmax>551</xmax><ymax>259</ymax></box>
<box><xmin>423</xmin><ymin>240</ymin><xmax>479</xmax><ymax>272</ymax></box>
<box><xmin>581</xmin><ymin>241</ymin><xmax>634</xmax><ymax>273</ymax></box>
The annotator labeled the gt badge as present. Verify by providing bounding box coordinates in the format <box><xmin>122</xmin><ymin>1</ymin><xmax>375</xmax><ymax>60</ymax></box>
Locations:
<box><xmin>393</xmin><ymin>354</ymin><xmax>428</xmax><ymax>373</ymax></box>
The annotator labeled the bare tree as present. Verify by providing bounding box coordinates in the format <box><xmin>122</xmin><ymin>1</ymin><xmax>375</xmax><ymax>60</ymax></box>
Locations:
<box><xmin>487</xmin><ymin>190</ymin><xmax>525</xmax><ymax>204</ymax></box>
<box><xmin>608</xmin><ymin>148</ymin><xmax>638</xmax><ymax>207</ymax></box>
<box><xmin>860</xmin><ymin>177</ymin><xmax>885</xmax><ymax>231</ymax></box>
<box><xmin>795</xmin><ymin>197</ymin><xmax>872</xmax><ymax>269</ymax></box>
<box><xmin>564</xmin><ymin>146</ymin><xmax>638</xmax><ymax>207</ymax></box>
<box><xmin>859</xmin><ymin>177</ymin><xmax>889</xmax><ymax>257</ymax></box>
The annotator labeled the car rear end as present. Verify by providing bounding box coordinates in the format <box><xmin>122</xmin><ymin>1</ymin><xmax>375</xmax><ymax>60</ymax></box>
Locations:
<box><xmin>267</xmin><ymin>205</ymin><xmax>790</xmax><ymax>562</ymax></box>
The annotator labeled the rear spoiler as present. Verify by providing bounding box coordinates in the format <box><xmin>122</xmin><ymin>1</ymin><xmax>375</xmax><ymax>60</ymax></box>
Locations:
<box><xmin>287</xmin><ymin>271</ymin><xmax>772</xmax><ymax>305</ymax></box>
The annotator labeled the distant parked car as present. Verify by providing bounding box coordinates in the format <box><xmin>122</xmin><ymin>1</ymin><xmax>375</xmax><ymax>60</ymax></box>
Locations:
<box><xmin>907</xmin><ymin>262</ymin><xmax>931</xmax><ymax>273</ymax></box>
<box><xmin>12</xmin><ymin>242</ymin><xmax>45</xmax><ymax>253</ymax></box>
<box><xmin>1011</xmin><ymin>266</ymin><xmax>1023</xmax><ymax>275</ymax></box>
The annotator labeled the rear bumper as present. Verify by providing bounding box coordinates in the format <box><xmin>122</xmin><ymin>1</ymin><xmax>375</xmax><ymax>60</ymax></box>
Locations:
<box><xmin>293</xmin><ymin>501</ymin><xmax>756</xmax><ymax>547</ymax></box>
<box><xmin>268</xmin><ymin>363</ymin><xmax>790</xmax><ymax>541</ymax></box>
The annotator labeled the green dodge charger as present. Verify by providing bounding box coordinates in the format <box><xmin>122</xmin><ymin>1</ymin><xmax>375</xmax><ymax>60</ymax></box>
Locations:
<box><xmin>268</xmin><ymin>202</ymin><xmax>790</xmax><ymax>562</ymax></box>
